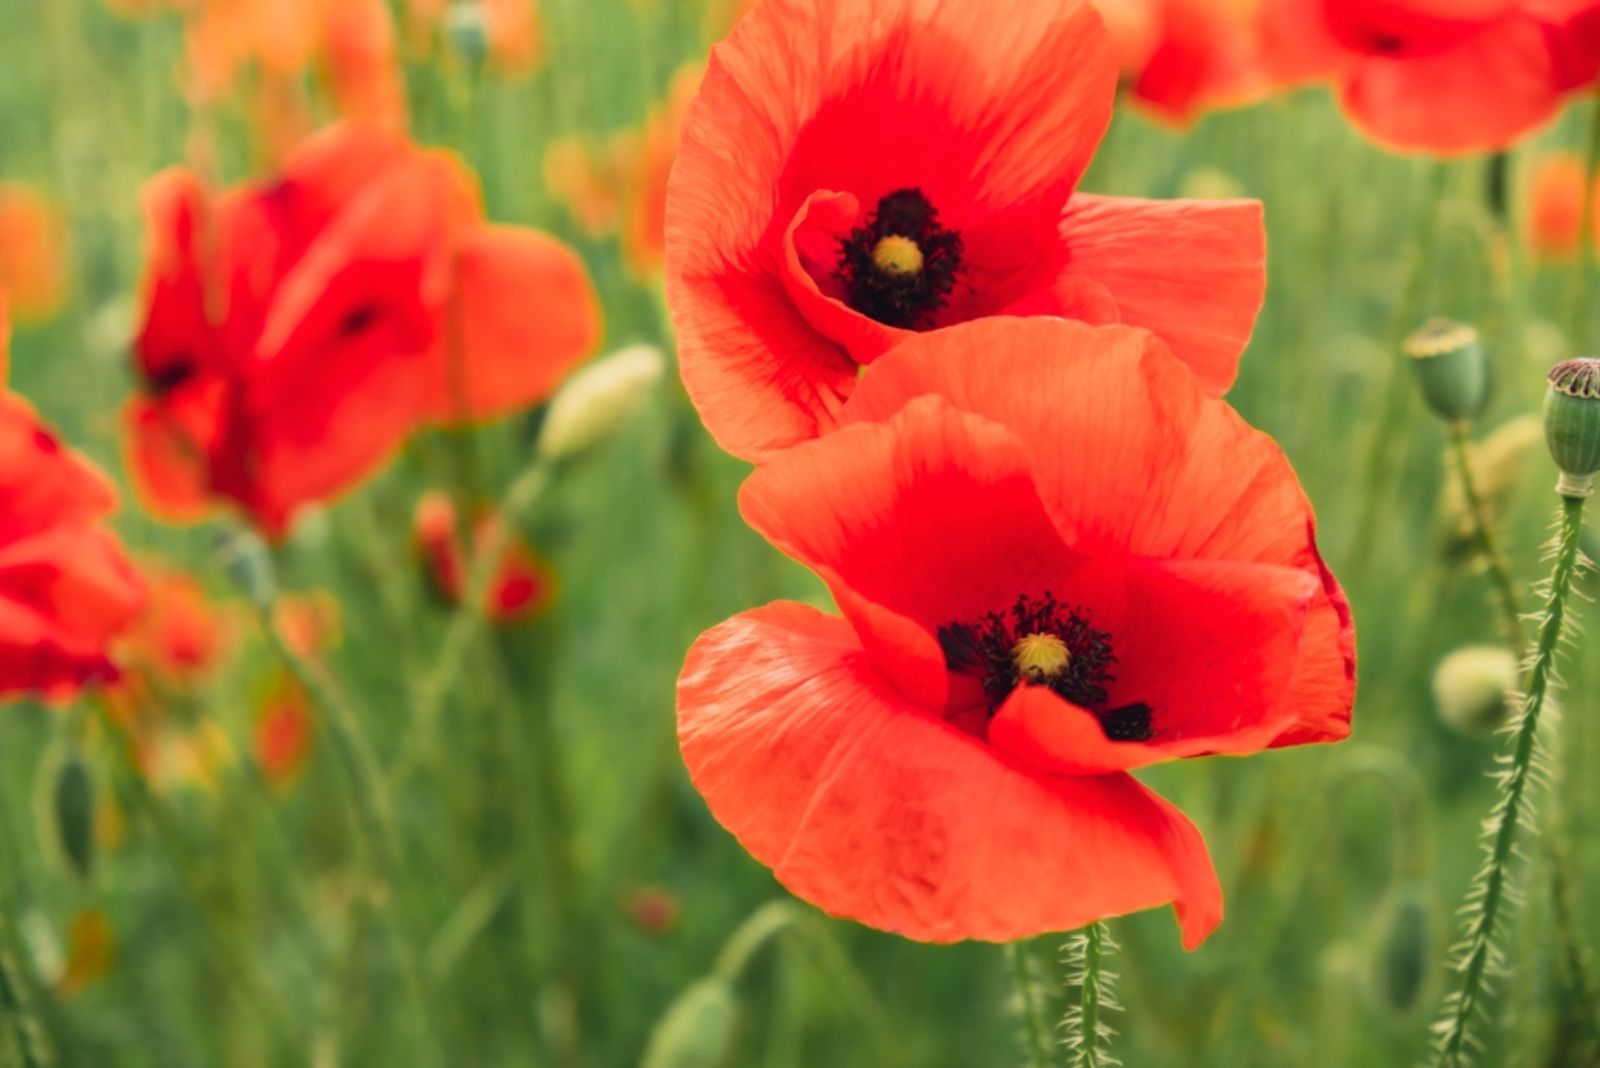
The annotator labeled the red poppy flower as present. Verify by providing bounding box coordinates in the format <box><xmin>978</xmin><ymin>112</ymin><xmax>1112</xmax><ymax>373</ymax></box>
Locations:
<box><xmin>1525</xmin><ymin>152</ymin><xmax>1600</xmax><ymax>260</ymax></box>
<box><xmin>1092</xmin><ymin>0</ymin><xmax>1273</xmax><ymax>123</ymax></box>
<box><xmin>413</xmin><ymin>490</ymin><xmax>556</xmax><ymax>623</ymax></box>
<box><xmin>677</xmin><ymin>319</ymin><xmax>1354</xmax><ymax>945</ymax></box>
<box><xmin>126</xmin><ymin>123</ymin><xmax>601</xmax><ymax>537</ymax></box>
<box><xmin>256</xmin><ymin>675</ymin><xmax>315</xmax><ymax>789</ymax></box>
<box><xmin>665</xmin><ymin>0</ymin><xmax>1266</xmax><ymax>460</ymax></box>
<box><xmin>2</xmin><ymin>338</ymin><xmax>145</xmax><ymax>700</ymax></box>
<box><xmin>1261</xmin><ymin>0</ymin><xmax>1600</xmax><ymax>155</ymax></box>
<box><xmin>0</xmin><ymin>184</ymin><xmax>70</xmax><ymax>325</ymax></box>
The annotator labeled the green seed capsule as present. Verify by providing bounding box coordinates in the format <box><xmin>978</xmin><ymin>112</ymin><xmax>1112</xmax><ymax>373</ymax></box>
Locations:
<box><xmin>641</xmin><ymin>977</ymin><xmax>739</xmax><ymax>1068</ymax></box>
<box><xmin>1545</xmin><ymin>358</ymin><xmax>1600</xmax><ymax>496</ymax></box>
<box><xmin>39</xmin><ymin>750</ymin><xmax>95</xmax><ymax>881</ymax></box>
<box><xmin>1406</xmin><ymin>319</ymin><xmax>1488</xmax><ymax>425</ymax></box>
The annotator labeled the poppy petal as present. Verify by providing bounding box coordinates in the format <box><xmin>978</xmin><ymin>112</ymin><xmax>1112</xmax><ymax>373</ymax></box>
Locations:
<box><xmin>679</xmin><ymin>601</ymin><xmax>1224</xmax><ymax>947</ymax></box>
<box><xmin>1056</xmin><ymin>195</ymin><xmax>1266</xmax><ymax>395</ymax></box>
<box><xmin>427</xmin><ymin>224</ymin><xmax>601</xmax><ymax>424</ymax></box>
<box><xmin>739</xmin><ymin>395</ymin><xmax>1086</xmax><ymax>634</ymax></box>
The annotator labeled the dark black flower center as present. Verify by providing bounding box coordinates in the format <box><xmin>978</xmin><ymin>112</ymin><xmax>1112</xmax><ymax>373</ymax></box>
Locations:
<box><xmin>142</xmin><ymin>350</ymin><xmax>198</xmax><ymax>396</ymax></box>
<box><xmin>937</xmin><ymin>592</ymin><xmax>1154</xmax><ymax>743</ymax></box>
<box><xmin>835</xmin><ymin>188</ymin><xmax>963</xmax><ymax>329</ymax></box>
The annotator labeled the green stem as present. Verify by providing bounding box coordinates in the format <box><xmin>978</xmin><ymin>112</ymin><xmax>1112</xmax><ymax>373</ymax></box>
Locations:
<box><xmin>1448</xmin><ymin>425</ymin><xmax>1525</xmax><ymax>656</ymax></box>
<box><xmin>396</xmin><ymin>460</ymin><xmax>553</xmax><ymax>785</ymax></box>
<box><xmin>0</xmin><ymin>911</ymin><xmax>49</xmax><ymax>1068</ymax></box>
<box><xmin>1006</xmin><ymin>942</ymin><xmax>1051</xmax><ymax>1068</ymax></box>
<box><xmin>1072</xmin><ymin>924</ymin><xmax>1113</xmax><ymax>1068</ymax></box>
<box><xmin>1568</xmin><ymin>94</ymin><xmax>1600</xmax><ymax>348</ymax></box>
<box><xmin>1348</xmin><ymin>162</ymin><xmax>1451</xmax><ymax>574</ymax></box>
<box><xmin>1432</xmin><ymin>495</ymin><xmax>1589</xmax><ymax>1067</ymax></box>
<box><xmin>251</xmin><ymin>608</ymin><xmax>446</xmax><ymax>1068</ymax></box>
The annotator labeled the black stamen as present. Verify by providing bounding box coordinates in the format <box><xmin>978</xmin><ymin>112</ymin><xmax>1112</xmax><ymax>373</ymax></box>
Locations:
<box><xmin>340</xmin><ymin>304</ymin><xmax>380</xmax><ymax>337</ymax></box>
<box><xmin>143</xmin><ymin>351</ymin><xmax>198</xmax><ymax>396</ymax></box>
<box><xmin>836</xmin><ymin>187</ymin><xmax>963</xmax><ymax>329</ymax></box>
<box><xmin>938</xmin><ymin>592</ymin><xmax>1153</xmax><ymax>744</ymax></box>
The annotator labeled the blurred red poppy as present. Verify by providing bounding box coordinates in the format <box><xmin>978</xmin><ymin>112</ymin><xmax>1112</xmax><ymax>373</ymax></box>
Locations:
<box><xmin>256</xmin><ymin>674</ymin><xmax>315</xmax><ymax>789</ymax></box>
<box><xmin>624</xmin><ymin>64</ymin><xmax>703</xmax><ymax>277</ymax></box>
<box><xmin>2</xmin><ymin>302</ymin><xmax>145</xmax><ymax>701</ymax></box>
<box><xmin>678</xmin><ymin>319</ymin><xmax>1354</xmax><ymax>945</ymax></box>
<box><xmin>665</xmin><ymin>0</ymin><xmax>1265</xmax><ymax>460</ymax></box>
<box><xmin>1092</xmin><ymin>0</ymin><xmax>1273</xmax><ymax>123</ymax></box>
<box><xmin>1261</xmin><ymin>0</ymin><xmax>1600</xmax><ymax>155</ymax></box>
<box><xmin>126</xmin><ymin>123</ymin><xmax>601</xmax><ymax>537</ymax></box>
<box><xmin>413</xmin><ymin>490</ymin><xmax>556</xmax><ymax>624</ymax></box>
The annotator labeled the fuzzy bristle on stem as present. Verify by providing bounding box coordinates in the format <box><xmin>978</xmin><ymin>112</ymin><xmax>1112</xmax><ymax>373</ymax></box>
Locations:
<box><xmin>1063</xmin><ymin>923</ymin><xmax>1121</xmax><ymax>1068</ymax></box>
<box><xmin>1430</xmin><ymin>495</ymin><xmax>1590</xmax><ymax>1067</ymax></box>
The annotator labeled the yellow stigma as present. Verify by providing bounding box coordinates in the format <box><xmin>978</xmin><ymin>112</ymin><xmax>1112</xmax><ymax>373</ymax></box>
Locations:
<box><xmin>1012</xmin><ymin>633</ymin><xmax>1071</xmax><ymax>681</ymax></box>
<box><xmin>871</xmin><ymin>234</ymin><xmax>924</xmax><ymax>277</ymax></box>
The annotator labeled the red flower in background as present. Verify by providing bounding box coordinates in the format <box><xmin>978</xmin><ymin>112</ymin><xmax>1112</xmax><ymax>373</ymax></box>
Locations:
<box><xmin>1</xmin><ymin>299</ymin><xmax>145</xmax><ymax>701</ymax></box>
<box><xmin>127</xmin><ymin>123</ymin><xmax>601</xmax><ymax>538</ymax></box>
<box><xmin>678</xmin><ymin>319</ymin><xmax>1354</xmax><ymax>944</ymax></box>
<box><xmin>666</xmin><ymin>0</ymin><xmax>1266</xmax><ymax>460</ymax></box>
<box><xmin>1092</xmin><ymin>0</ymin><xmax>1273</xmax><ymax>123</ymax></box>
<box><xmin>413</xmin><ymin>490</ymin><xmax>555</xmax><ymax>624</ymax></box>
<box><xmin>1261</xmin><ymin>0</ymin><xmax>1600</xmax><ymax>155</ymax></box>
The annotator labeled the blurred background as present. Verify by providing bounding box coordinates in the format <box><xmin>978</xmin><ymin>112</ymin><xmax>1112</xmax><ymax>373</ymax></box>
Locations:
<box><xmin>1</xmin><ymin>0</ymin><xmax>1599</xmax><ymax>1065</ymax></box>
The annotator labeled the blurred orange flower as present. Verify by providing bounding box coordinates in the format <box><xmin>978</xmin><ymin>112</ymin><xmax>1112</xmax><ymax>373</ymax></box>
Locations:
<box><xmin>413</xmin><ymin>490</ymin><xmax>556</xmax><ymax>624</ymax></box>
<box><xmin>0</xmin><ymin>183</ymin><xmax>69</xmax><ymax>324</ymax></box>
<box><xmin>274</xmin><ymin>589</ymin><xmax>343</xmax><ymax>658</ymax></box>
<box><xmin>1526</xmin><ymin>153</ymin><xmax>1600</xmax><ymax>261</ymax></box>
<box><xmin>624</xmin><ymin>64</ymin><xmax>703</xmax><ymax>276</ymax></box>
<box><xmin>543</xmin><ymin>132</ymin><xmax>639</xmax><ymax>238</ymax></box>
<box><xmin>126</xmin><ymin>122</ymin><xmax>601</xmax><ymax>537</ymax></box>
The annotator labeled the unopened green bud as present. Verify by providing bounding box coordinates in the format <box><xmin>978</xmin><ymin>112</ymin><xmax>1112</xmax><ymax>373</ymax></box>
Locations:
<box><xmin>641</xmin><ymin>976</ymin><xmax>739</xmax><ymax>1068</ymax></box>
<box><xmin>1432</xmin><ymin>645</ymin><xmax>1518</xmax><ymax>735</ymax></box>
<box><xmin>37</xmin><ymin>748</ymin><xmax>94</xmax><ymax>881</ymax></box>
<box><xmin>1544</xmin><ymin>358</ymin><xmax>1600</xmax><ymax>497</ymax></box>
<box><xmin>537</xmin><ymin>345</ymin><xmax>664</xmax><ymax>464</ymax></box>
<box><xmin>1406</xmin><ymin>319</ymin><xmax>1488</xmax><ymax>425</ymax></box>
<box><xmin>1372</xmin><ymin>883</ymin><xmax>1433</xmax><ymax>1016</ymax></box>
<box><xmin>443</xmin><ymin>4</ymin><xmax>489</xmax><ymax>64</ymax></box>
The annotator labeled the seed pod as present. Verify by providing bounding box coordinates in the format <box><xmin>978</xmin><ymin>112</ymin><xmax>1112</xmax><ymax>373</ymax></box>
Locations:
<box><xmin>1432</xmin><ymin>645</ymin><xmax>1519</xmax><ymax>735</ymax></box>
<box><xmin>40</xmin><ymin>750</ymin><xmax>95</xmax><ymax>881</ymax></box>
<box><xmin>1545</xmin><ymin>357</ymin><xmax>1600</xmax><ymax>496</ymax></box>
<box><xmin>1406</xmin><ymin>319</ymin><xmax>1488</xmax><ymax>425</ymax></box>
<box><xmin>640</xmin><ymin>976</ymin><xmax>739</xmax><ymax>1068</ymax></box>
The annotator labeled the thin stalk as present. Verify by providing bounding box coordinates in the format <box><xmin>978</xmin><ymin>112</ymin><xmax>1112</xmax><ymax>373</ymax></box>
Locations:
<box><xmin>0</xmin><ymin>906</ymin><xmax>49</xmax><ymax>1068</ymax></box>
<box><xmin>1348</xmin><ymin>162</ymin><xmax>1451</xmax><ymax>573</ymax></box>
<box><xmin>1431</xmin><ymin>495</ymin><xmax>1589</xmax><ymax>1067</ymax></box>
<box><xmin>252</xmin><ymin>612</ymin><xmax>446</xmax><ymax>1068</ymax></box>
<box><xmin>1568</xmin><ymin>94</ymin><xmax>1600</xmax><ymax>348</ymax></box>
<box><xmin>1005</xmin><ymin>942</ymin><xmax>1051</xmax><ymax>1068</ymax></box>
<box><xmin>1447</xmin><ymin>425</ymin><xmax>1525</xmax><ymax>655</ymax></box>
<box><xmin>396</xmin><ymin>460</ymin><xmax>553</xmax><ymax>784</ymax></box>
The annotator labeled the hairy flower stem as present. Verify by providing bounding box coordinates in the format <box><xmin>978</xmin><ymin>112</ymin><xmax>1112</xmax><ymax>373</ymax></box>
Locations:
<box><xmin>0</xmin><ymin>903</ymin><xmax>49</xmax><ymax>1068</ymax></box>
<box><xmin>1078</xmin><ymin>926</ymin><xmax>1106</xmax><ymax>1068</ymax></box>
<box><xmin>1349</xmin><ymin>162</ymin><xmax>1451</xmax><ymax>574</ymax></box>
<box><xmin>1005</xmin><ymin>942</ymin><xmax>1051</xmax><ymax>1068</ymax></box>
<box><xmin>1064</xmin><ymin>923</ymin><xmax>1119</xmax><ymax>1068</ymax></box>
<box><xmin>1447</xmin><ymin>425</ymin><xmax>1525</xmax><ymax>655</ymax></box>
<box><xmin>1432</xmin><ymin>495</ymin><xmax>1588</xmax><ymax>1067</ymax></box>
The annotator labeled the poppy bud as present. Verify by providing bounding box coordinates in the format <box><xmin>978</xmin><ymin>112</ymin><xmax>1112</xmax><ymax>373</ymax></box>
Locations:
<box><xmin>39</xmin><ymin>750</ymin><xmax>95</xmax><ymax>881</ymax></box>
<box><xmin>537</xmin><ymin>345</ymin><xmax>664</xmax><ymax>463</ymax></box>
<box><xmin>1405</xmin><ymin>319</ymin><xmax>1488</xmax><ymax>425</ymax></box>
<box><xmin>444</xmin><ymin>3</ymin><xmax>490</xmax><ymax>63</ymax></box>
<box><xmin>640</xmin><ymin>976</ymin><xmax>739</xmax><ymax>1068</ymax></box>
<box><xmin>213</xmin><ymin>529</ymin><xmax>278</xmax><ymax>609</ymax></box>
<box><xmin>1545</xmin><ymin>358</ymin><xmax>1600</xmax><ymax>497</ymax></box>
<box><xmin>1431</xmin><ymin>645</ymin><xmax>1518</xmax><ymax>735</ymax></box>
<box><xmin>1372</xmin><ymin>882</ymin><xmax>1433</xmax><ymax>1016</ymax></box>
